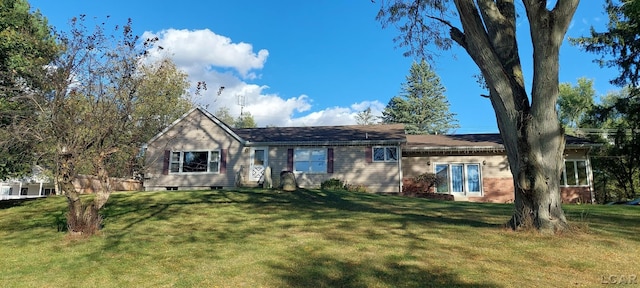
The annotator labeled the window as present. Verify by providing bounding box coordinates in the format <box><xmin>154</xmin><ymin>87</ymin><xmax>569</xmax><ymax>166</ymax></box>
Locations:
<box><xmin>435</xmin><ymin>163</ymin><xmax>482</xmax><ymax>194</ymax></box>
<box><xmin>294</xmin><ymin>148</ymin><xmax>327</xmax><ymax>173</ymax></box>
<box><xmin>254</xmin><ymin>149</ymin><xmax>265</xmax><ymax>166</ymax></box>
<box><xmin>209</xmin><ymin>151</ymin><xmax>220</xmax><ymax>173</ymax></box>
<box><xmin>373</xmin><ymin>146</ymin><xmax>398</xmax><ymax>162</ymax></box>
<box><xmin>169</xmin><ymin>150</ymin><xmax>220</xmax><ymax>173</ymax></box>
<box><xmin>561</xmin><ymin>160</ymin><xmax>589</xmax><ymax>186</ymax></box>
<box><xmin>0</xmin><ymin>187</ymin><xmax>11</xmax><ymax>195</ymax></box>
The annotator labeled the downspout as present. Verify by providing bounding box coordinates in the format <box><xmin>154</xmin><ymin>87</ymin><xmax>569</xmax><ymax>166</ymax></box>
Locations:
<box><xmin>398</xmin><ymin>144</ymin><xmax>403</xmax><ymax>193</ymax></box>
<box><xmin>587</xmin><ymin>147</ymin><xmax>595</xmax><ymax>204</ymax></box>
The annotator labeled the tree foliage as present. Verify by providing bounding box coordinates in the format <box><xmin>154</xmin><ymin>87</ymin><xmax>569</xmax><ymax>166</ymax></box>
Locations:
<box><xmin>590</xmin><ymin>93</ymin><xmax>640</xmax><ymax>201</ymax></box>
<box><xmin>355</xmin><ymin>107</ymin><xmax>377</xmax><ymax>125</ymax></box>
<box><xmin>571</xmin><ymin>0</ymin><xmax>640</xmax><ymax>88</ymax></box>
<box><xmin>116</xmin><ymin>58</ymin><xmax>193</xmax><ymax>178</ymax></box>
<box><xmin>381</xmin><ymin>60</ymin><xmax>458</xmax><ymax>134</ymax></box>
<box><xmin>571</xmin><ymin>0</ymin><xmax>640</xmax><ymax>202</ymax></box>
<box><xmin>214</xmin><ymin>107</ymin><xmax>236</xmax><ymax>126</ymax></box>
<box><xmin>235</xmin><ymin>112</ymin><xmax>257</xmax><ymax>128</ymax></box>
<box><xmin>9</xmin><ymin>15</ymin><xmax>194</xmax><ymax>235</ymax></box>
<box><xmin>0</xmin><ymin>0</ymin><xmax>58</xmax><ymax>179</ymax></box>
<box><xmin>557</xmin><ymin>77</ymin><xmax>595</xmax><ymax>129</ymax></box>
<box><xmin>377</xmin><ymin>0</ymin><xmax>579</xmax><ymax>233</ymax></box>
<box><xmin>213</xmin><ymin>107</ymin><xmax>258</xmax><ymax>128</ymax></box>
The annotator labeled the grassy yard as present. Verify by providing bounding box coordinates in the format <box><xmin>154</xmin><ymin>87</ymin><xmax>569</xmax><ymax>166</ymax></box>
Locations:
<box><xmin>0</xmin><ymin>189</ymin><xmax>638</xmax><ymax>288</ymax></box>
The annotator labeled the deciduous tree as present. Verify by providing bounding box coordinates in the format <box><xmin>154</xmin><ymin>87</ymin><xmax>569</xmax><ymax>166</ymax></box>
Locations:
<box><xmin>377</xmin><ymin>0</ymin><xmax>579</xmax><ymax>232</ymax></box>
<box><xmin>355</xmin><ymin>107</ymin><xmax>377</xmax><ymax>125</ymax></box>
<box><xmin>25</xmin><ymin>16</ymin><xmax>187</xmax><ymax>235</ymax></box>
<box><xmin>235</xmin><ymin>111</ymin><xmax>257</xmax><ymax>128</ymax></box>
<box><xmin>0</xmin><ymin>0</ymin><xmax>57</xmax><ymax>179</ymax></box>
<box><xmin>214</xmin><ymin>107</ymin><xmax>235</xmax><ymax>126</ymax></box>
<box><xmin>116</xmin><ymin>58</ymin><xmax>193</xmax><ymax>178</ymax></box>
<box><xmin>572</xmin><ymin>0</ymin><xmax>640</xmax><ymax>202</ymax></box>
<box><xmin>557</xmin><ymin>78</ymin><xmax>595</xmax><ymax>130</ymax></box>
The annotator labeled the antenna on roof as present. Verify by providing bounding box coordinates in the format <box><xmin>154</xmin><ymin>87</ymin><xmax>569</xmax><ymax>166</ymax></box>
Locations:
<box><xmin>237</xmin><ymin>94</ymin><xmax>246</xmax><ymax>116</ymax></box>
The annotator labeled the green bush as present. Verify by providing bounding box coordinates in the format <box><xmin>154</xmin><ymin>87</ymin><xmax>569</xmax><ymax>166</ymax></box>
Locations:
<box><xmin>321</xmin><ymin>178</ymin><xmax>344</xmax><ymax>190</ymax></box>
<box><xmin>344</xmin><ymin>183</ymin><xmax>368</xmax><ymax>193</ymax></box>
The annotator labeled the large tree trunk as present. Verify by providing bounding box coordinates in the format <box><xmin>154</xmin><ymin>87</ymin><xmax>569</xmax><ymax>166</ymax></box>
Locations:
<box><xmin>451</xmin><ymin>0</ymin><xmax>579</xmax><ymax>233</ymax></box>
<box><xmin>58</xmin><ymin>149</ymin><xmax>103</xmax><ymax>235</ymax></box>
<box><xmin>94</xmin><ymin>151</ymin><xmax>114</xmax><ymax>210</ymax></box>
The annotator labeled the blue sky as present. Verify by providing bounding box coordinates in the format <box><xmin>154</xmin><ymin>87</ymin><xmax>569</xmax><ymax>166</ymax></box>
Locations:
<box><xmin>29</xmin><ymin>1</ymin><xmax>619</xmax><ymax>133</ymax></box>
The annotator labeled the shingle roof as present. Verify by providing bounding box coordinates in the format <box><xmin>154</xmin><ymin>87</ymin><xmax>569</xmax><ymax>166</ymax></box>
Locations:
<box><xmin>405</xmin><ymin>133</ymin><xmax>597</xmax><ymax>151</ymax></box>
<box><xmin>233</xmin><ymin>124</ymin><xmax>407</xmax><ymax>145</ymax></box>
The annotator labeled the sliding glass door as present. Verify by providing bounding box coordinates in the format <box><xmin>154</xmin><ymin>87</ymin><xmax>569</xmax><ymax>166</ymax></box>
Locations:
<box><xmin>435</xmin><ymin>163</ymin><xmax>482</xmax><ymax>196</ymax></box>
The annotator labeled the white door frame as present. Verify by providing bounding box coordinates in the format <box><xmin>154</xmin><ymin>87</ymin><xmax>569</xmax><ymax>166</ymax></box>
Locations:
<box><xmin>249</xmin><ymin>147</ymin><xmax>268</xmax><ymax>182</ymax></box>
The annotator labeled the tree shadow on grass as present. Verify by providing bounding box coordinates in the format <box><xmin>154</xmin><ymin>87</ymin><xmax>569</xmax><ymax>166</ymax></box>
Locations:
<box><xmin>0</xmin><ymin>198</ymin><xmax>42</xmax><ymax>209</ymax></box>
<box><xmin>564</xmin><ymin>205</ymin><xmax>640</xmax><ymax>242</ymax></box>
<box><xmin>91</xmin><ymin>189</ymin><xmax>503</xmax><ymax>257</ymax></box>
<box><xmin>274</xmin><ymin>189</ymin><xmax>503</xmax><ymax>228</ymax></box>
<box><xmin>99</xmin><ymin>188</ymin><xmax>503</xmax><ymax>237</ymax></box>
<box><xmin>268</xmin><ymin>246</ymin><xmax>500</xmax><ymax>288</ymax></box>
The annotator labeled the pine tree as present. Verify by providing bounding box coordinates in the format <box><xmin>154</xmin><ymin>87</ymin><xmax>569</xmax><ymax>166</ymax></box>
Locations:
<box><xmin>381</xmin><ymin>60</ymin><xmax>458</xmax><ymax>134</ymax></box>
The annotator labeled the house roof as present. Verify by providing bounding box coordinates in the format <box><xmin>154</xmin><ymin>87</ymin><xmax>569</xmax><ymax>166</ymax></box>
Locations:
<box><xmin>405</xmin><ymin>133</ymin><xmax>598</xmax><ymax>152</ymax></box>
<box><xmin>146</xmin><ymin>106</ymin><xmax>244</xmax><ymax>145</ymax></box>
<box><xmin>233</xmin><ymin>124</ymin><xmax>407</xmax><ymax>146</ymax></box>
<box><xmin>146</xmin><ymin>107</ymin><xmax>595</xmax><ymax>151</ymax></box>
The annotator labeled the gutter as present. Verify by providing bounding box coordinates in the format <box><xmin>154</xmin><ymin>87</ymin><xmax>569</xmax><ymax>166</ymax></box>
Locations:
<box><xmin>404</xmin><ymin>143</ymin><xmax>599</xmax><ymax>154</ymax></box>
<box><xmin>243</xmin><ymin>139</ymin><xmax>407</xmax><ymax>147</ymax></box>
<box><xmin>403</xmin><ymin>146</ymin><xmax>505</xmax><ymax>153</ymax></box>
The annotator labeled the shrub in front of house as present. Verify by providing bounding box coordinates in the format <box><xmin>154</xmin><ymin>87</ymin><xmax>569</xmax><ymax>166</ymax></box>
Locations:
<box><xmin>344</xmin><ymin>183</ymin><xmax>368</xmax><ymax>193</ymax></box>
<box><xmin>402</xmin><ymin>172</ymin><xmax>452</xmax><ymax>200</ymax></box>
<box><xmin>321</xmin><ymin>178</ymin><xmax>344</xmax><ymax>190</ymax></box>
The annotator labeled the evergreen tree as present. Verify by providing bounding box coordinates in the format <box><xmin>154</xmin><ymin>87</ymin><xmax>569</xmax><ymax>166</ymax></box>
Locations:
<box><xmin>381</xmin><ymin>60</ymin><xmax>458</xmax><ymax>134</ymax></box>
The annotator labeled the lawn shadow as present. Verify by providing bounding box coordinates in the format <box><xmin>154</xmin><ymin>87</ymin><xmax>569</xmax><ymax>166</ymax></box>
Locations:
<box><xmin>564</xmin><ymin>205</ymin><xmax>640</xmax><ymax>242</ymax></box>
<box><xmin>268</xmin><ymin>246</ymin><xmax>500</xmax><ymax>288</ymax></box>
<box><xmin>0</xmin><ymin>197</ymin><xmax>43</xmax><ymax>209</ymax></box>
<box><xmin>273</xmin><ymin>189</ymin><xmax>504</xmax><ymax>229</ymax></box>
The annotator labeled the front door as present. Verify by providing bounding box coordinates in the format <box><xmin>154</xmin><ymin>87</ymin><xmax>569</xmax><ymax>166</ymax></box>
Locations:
<box><xmin>249</xmin><ymin>147</ymin><xmax>268</xmax><ymax>182</ymax></box>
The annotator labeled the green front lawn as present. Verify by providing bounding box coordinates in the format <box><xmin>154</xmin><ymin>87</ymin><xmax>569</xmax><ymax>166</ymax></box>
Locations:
<box><xmin>0</xmin><ymin>189</ymin><xmax>638</xmax><ymax>287</ymax></box>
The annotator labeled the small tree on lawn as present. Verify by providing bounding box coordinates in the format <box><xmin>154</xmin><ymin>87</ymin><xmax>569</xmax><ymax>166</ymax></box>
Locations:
<box><xmin>26</xmin><ymin>16</ymin><xmax>179</xmax><ymax>235</ymax></box>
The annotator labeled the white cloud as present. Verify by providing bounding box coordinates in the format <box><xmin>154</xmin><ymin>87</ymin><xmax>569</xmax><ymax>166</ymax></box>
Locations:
<box><xmin>142</xmin><ymin>29</ymin><xmax>268</xmax><ymax>79</ymax></box>
<box><xmin>143</xmin><ymin>28</ymin><xmax>385</xmax><ymax>127</ymax></box>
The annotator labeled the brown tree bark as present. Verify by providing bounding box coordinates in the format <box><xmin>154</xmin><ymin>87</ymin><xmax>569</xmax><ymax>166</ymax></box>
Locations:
<box><xmin>58</xmin><ymin>148</ymin><xmax>107</xmax><ymax>236</ymax></box>
<box><xmin>450</xmin><ymin>0</ymin><xmax>579</xmax><ymax>233</ymax></box>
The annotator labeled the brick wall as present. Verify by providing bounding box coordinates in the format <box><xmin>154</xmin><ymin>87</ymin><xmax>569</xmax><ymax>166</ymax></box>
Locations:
<box><xmin>468</xmin><ymin>178</ymin><xmax>592</xmax><ymax>204</ymax></box>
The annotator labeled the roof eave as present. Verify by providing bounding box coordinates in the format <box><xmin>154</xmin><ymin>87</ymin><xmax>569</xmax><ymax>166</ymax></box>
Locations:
<box><xmin>404</xmin><ymin>145</ymin><xmax>505</xmax><ymax>153</ymax></box>
<box><xmin>245</xmin><ymin>139</ymin><xmax>406</xmax><ymax>146</ymax></box>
